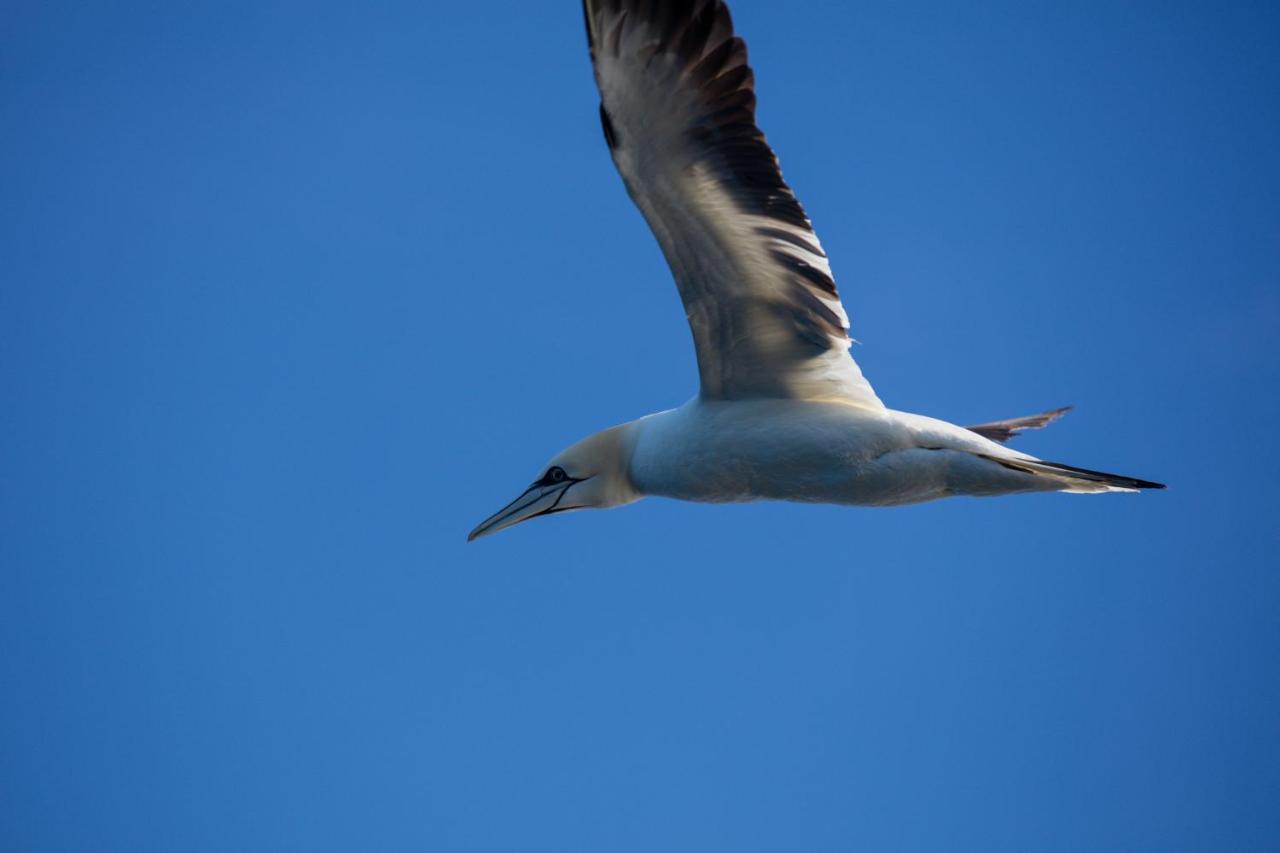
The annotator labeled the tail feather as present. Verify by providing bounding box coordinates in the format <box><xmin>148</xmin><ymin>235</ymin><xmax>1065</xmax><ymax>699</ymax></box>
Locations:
<box><xmin>1031</xmin><ymin>459</ymin><xmax>1166</xmax><ymax>491</ymax></box>
<box><xmin>967</xmin><ymin>406</ymin><xmax>1072</xmax><ymax>443</ymax></box>
<box><xmin>987</xmin><ymin>455</ymin><xmax>1166</xmax><ymax>492</ymax></box>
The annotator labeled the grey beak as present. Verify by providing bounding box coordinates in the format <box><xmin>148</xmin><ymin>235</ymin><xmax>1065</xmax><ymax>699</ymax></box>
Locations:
<box><xmin>467</xmin><ymin>482</ymin><xmax>574</xmax><ymax>542</ymax></box>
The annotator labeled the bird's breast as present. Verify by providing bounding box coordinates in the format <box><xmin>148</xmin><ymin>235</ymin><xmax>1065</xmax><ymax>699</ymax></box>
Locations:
<box><xmin>628</xmin><ymin>398</ymin><xmax>910</xmax><ymax>504</ymax></box>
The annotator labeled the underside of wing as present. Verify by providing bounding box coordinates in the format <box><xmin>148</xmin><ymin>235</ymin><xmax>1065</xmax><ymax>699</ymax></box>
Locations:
<box><xmin>583</xmin><ymin>0</ymin><xmax>882</xmax><ymax>407</ymax></box>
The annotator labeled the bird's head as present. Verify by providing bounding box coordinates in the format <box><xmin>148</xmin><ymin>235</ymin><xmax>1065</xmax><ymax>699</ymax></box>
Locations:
<box><xmin>467</xmin><ymin>423</ymin><xmax>641</xmax><ymax>541</ymax></box>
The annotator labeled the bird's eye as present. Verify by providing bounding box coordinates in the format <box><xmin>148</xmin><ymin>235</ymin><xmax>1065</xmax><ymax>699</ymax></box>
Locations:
<box><xmin>547</xmin><ymin>466</ymin><xmax>567</xmax><ymax>483</ymax></box>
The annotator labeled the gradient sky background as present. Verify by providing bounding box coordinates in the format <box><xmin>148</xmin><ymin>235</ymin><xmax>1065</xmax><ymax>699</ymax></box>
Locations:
<box><xmin>3</xmin><ymin>2</ymin><xmax>1279</xmax><ymax>851</ymax></box>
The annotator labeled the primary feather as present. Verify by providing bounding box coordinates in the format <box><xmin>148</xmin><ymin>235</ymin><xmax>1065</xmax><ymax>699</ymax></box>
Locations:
<box><xmin>583</xmin><ymin>0</ymin><xmax>882</xmax><ymax>406</ymax></box>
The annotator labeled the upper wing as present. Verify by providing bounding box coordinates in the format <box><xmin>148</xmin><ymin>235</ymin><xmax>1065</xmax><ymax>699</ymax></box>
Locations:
<box><xmin>583</xmin><ymin>0</ymin><xmax>882</xmax><ymax>407</ymax></box>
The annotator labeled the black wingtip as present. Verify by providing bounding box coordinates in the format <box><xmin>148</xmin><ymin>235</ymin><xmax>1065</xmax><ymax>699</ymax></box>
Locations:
<box><xmin>599</xmin><ymin>103</ymin><xmax>618</xmax><ymax>148</ymax></box>
<box><xmin>581</xmin><ymin>0</ymin><xmax>595</xmax><ymax>50</ymax></box>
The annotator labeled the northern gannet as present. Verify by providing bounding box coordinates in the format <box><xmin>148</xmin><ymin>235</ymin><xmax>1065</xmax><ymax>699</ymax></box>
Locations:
<box><xmin>468</xmin><ymin>0</ymin><xmax>1163</xmax><ymax>542</ymax></box>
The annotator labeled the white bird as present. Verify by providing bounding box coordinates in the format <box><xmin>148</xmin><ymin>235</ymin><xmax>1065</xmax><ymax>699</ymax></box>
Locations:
<box><xmin>469</xmin><ymin>0</ymin><xmax>1163</xmax><ymax>542</ymax></box>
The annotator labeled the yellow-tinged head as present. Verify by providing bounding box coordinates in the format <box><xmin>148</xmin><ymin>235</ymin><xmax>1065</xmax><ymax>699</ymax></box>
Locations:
<box><xmin>467</xmin><ymin>423</ymin><xmax>641</xmax><ymax>541</ymax></box>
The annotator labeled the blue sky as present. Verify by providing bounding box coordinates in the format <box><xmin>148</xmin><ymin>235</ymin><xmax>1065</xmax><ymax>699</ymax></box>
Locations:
<box><xmin>3</xmin><ymin>2</ymin><xmax>1278</xmax><ymax>850</ymax></box>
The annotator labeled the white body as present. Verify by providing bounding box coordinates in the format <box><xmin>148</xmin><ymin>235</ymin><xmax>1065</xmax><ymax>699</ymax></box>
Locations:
<box><xmin>629</xmin><ymin>399</ymin><xmax>1053</xmax><ymax>508</ymax></box>
<box><xmin>466</xmin><ymin>3</ymin><xmax>1161</xmax><ymax>542</ymax></box>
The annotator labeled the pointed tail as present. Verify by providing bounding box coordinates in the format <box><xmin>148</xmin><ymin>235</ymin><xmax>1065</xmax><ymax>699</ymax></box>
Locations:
<box><xmin>987</xmin><ymin>455</ymin><xmax>1166</xmax><ymax>493</ymax></box>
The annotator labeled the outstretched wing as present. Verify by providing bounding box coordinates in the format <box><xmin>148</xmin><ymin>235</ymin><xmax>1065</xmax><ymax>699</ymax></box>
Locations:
<box><xmin>583</xmin><ymin>0</ymin><xmax>882</xmax><ymax>406</ymax></box>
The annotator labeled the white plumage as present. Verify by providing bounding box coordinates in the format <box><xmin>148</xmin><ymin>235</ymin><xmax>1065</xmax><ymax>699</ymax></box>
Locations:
<box><xmin>468</xmin><ymin>0</ymin><xmax>1161</xmax><ymax>542</ymax></box>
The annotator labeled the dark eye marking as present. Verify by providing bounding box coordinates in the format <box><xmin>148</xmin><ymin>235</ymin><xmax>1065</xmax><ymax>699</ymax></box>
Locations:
<box><xmin>534</xmin><ymin>466</ymin><xmax>570</xmax><ymax>487</ymax></box>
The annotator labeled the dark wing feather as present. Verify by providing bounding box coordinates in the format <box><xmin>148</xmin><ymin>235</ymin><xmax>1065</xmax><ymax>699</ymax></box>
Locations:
<box><xmin>967</xmin><ymin>407</ymin><xmax>1073</xmax><ymax>443</ymax></box>
<box><xmin>583</xmin><ymin>0</ymin><xmax>881</xmax><ymax>405</ymax></box>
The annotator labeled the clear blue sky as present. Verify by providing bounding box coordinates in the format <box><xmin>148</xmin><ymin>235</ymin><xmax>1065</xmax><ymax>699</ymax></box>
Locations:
<box><xmin>3</xmin><ymin>2</ymin><xmax>1278</xmax><ymax>850</ymax></box>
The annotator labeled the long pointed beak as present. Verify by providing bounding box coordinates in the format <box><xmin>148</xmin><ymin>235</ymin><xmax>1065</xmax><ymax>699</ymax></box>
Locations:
<box><xmin>467</xmin><ymin>482</ymin><xmax>574</xmax><ymax>542</ymax></box>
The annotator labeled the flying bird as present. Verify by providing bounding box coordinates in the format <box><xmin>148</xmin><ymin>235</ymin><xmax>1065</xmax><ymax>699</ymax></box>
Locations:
<box><xmin>469</xmin><ymin>0</ymin><xmax>1163</xmax><ymax>541</ymax></box>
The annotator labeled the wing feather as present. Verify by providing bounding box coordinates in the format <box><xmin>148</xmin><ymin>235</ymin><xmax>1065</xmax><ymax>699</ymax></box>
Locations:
<box><xmin>583</xmin><ymin>0</ymin><xmax>882</xmax><ymax>406</ymax></box>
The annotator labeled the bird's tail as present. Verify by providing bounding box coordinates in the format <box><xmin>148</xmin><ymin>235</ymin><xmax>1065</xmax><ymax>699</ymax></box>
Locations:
<box><xmin>985</xmin><ymin>455</ymin><xmax>1166</xmax><ymax>493</ymax></box>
